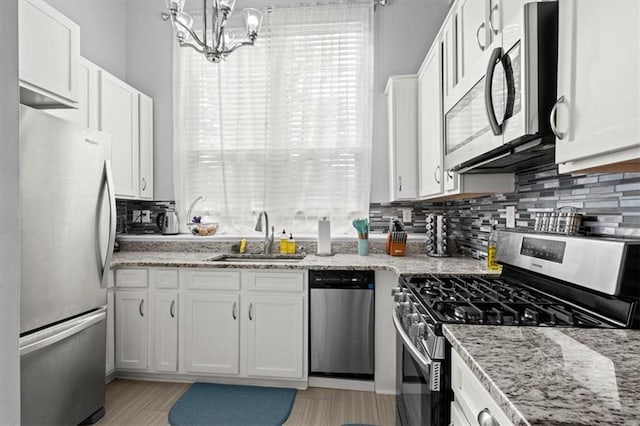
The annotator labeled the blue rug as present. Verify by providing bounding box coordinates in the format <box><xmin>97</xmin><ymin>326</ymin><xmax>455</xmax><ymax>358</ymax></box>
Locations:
<box><xmin>168</xmin><ymin>382</ymin><xmax>297</xmax><ymax>426</ymax></box>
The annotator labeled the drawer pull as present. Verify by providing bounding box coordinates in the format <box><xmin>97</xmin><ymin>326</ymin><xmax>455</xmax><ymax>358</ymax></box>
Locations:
<box><xmin>478</xmin><ymin>408</ymin><xmax>499</xmax><ymax>426</ymax></box>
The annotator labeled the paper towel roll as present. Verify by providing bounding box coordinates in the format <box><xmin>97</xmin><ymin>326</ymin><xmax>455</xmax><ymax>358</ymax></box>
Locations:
<box><xmin>317</xmin><ymin>218</ymin><xmax>331</xmax><ymax>255</ymax></box>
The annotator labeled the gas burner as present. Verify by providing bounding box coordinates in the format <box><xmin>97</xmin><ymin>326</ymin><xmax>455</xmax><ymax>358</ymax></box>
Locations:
<box><xmin>453</xmin><ymin>306</ymin><xmax>482</xmax><ymax>322</ymax></box>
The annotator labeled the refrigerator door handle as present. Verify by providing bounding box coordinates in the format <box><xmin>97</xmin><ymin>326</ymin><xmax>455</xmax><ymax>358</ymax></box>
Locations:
<box><xmin>101</xmin><ymin>160</ymin><xmax>117</xmax><ymax>289</ymax></box>
<box><xmin>19</xmin><ymin>307</ymin><xmax>107</xmax><ymax>356</ymax></box>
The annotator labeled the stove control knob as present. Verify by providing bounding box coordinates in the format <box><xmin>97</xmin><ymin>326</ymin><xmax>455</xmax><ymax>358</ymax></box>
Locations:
<box><xmin>391</xmin><ymin>286</ymin><xmax>402</xmax><ymax>297</ymax></box>
<box><xmin>398</xmin><ymin>301</ymin><xmax>411</xmax><ymax>314</ymax></box>
<box><xmin>393</xmin><ymin>290</ymin><xmax>407</xmax><ymax>303</ymax></box>
<box><xmin>406</xmin><ymin>312</ymin><xmax>419</xmax><ymax>324</ymax></box>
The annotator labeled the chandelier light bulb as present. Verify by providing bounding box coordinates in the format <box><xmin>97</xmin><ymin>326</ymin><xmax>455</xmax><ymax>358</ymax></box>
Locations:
<box><xmin>174</xmin><ymin>12</ymin><xmax>193</xmax><ymax>42</ymax></box>
<box><xmin>218</xmin><ymin>0</ymin><xmax>236</xmax><ymax>13</ymax></box>
<box><xmin>244</xmin><ymin>8</ymin><xmax>263</xmax><ymax>40</ymax></box>
<box><xmin>166</xmin><ymin>0</ymin><xmax>185</xmax><ymax>13</ymax></box>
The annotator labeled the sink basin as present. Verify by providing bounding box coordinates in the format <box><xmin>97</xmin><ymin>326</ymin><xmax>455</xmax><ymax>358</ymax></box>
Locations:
<box><xmin>203</xmin><ymin>253</ymin><xmax>306</xmax><ymax>263</ymax></box>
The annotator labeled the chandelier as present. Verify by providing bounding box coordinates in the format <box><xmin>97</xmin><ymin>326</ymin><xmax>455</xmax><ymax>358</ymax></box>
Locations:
<box><xmin>162</xmin><ymin>0</ymin><xmax>263</xmax><ymax>63</ymax></box>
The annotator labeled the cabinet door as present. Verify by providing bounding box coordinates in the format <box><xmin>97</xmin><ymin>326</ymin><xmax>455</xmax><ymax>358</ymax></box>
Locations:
<box><xmin>99</xmin><ymin>71</ymin><xmax>140</xmax><ymax>198</ymax></box>
<box><xmin>442</xmin><ymin>15</ymin><xmax>458</xmax><ymax>110</ymax></box>
<box><xmin>246</xmin><ymin>295</ymin><xmax>304</xmax><ymax>379</ymax></box>
<box><xmin>555</xmin><ymin>1</ymin><xmax>640</xmax><ymax>172</ymax></box>
<box><xmin>182</xmin><ymin>293</ymin><xmax>240</xmax><ymax>375</ymax></box>
<box><xmin>46</xmin><ymin>58</ymin><xmax>99</xmax><ymax>129</ymax></box>
<box><xmin>19</xmin><ymin>0</ymin><xmax>79</xmax><ymax>107</ymax></box>
<box><xmin>139</xmin><ymin>93</ymin><xmax>154</xmax><ymax>200</ymax></box>
<box><xmin>152</xmin><ymin>292</ymin><xmax>178</xmax><ymax>372</ymax></box>
<box><xmin>457</xmin><ymin>0</ymin><xmax>487</xmax><ymax>81</ymax></box>
<box><xmin>106</xmin><ymin>289</ymin><xmax>115</xmax><ymax>375</ymax></box>
<box><xmin>115</xmin><ymin>291</ymin><xmax>148</xmax><ymax>370</ymax></box>
<box><xmin>490</xmin><ymin>0</ymin><xmax>526</xmax><ymax>38</ymax></box>
<box><xmin>418</xmin><ymin>44</ymin><xmax>444</xmax><ymax>199</ymax></box>
<box><xmin>386</xmin><ymin>76</ymin><xmax>419</xmax><ymax>201</ymax></box>
<box><xmin>444</xmin><ymin>170</ymin><xmax>459</xmax><ymax>193</ymax></box>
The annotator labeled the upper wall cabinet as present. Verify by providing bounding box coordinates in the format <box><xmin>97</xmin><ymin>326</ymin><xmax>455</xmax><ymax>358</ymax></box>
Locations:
<box><xmin>553</xmin><ymin>0</ymin><xmax>640</xmax><ymax>173</ymax></box>
<box><xmin>99</xmin><ymin>71</ymin><xmax>154</xmax><ymax>200</ymax></box>
<box><xmin>47</xmin><ymin>57</ymin><xmax>99</xmax><ymax>130</ymax></box>
<box><xmin>386</xmin><ymin>75</ymin><xmax>419</xmax><ymax>201</ymax></box>
<box><xmin>19</xmin><ymin>0</ymin><xmax>80</xmax><ymax>108</ymax></box>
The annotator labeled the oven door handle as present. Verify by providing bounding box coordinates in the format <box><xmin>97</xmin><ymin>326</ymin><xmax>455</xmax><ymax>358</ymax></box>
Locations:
<box><xmin>392</xmin><ymin>308</ymin><xmax>431</xmax><ymax>371</ymax></box>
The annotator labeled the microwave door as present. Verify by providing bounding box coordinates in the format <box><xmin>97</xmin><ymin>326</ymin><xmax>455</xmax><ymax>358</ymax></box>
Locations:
<box><xmin>443</xmin><ymin>38</ymin><xmax>506</xmax><ymax>171</ymax></box>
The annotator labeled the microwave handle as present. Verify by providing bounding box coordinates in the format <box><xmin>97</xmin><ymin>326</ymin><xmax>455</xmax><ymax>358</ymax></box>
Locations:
<box><xmin>484</xmin><ymin>47</ymin><xmax>503</xmax><ymax>136</ymax></box>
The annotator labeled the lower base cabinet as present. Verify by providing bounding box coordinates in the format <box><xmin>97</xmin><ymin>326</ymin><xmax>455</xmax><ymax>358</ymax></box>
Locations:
<box><xmin>246</xmin><ymin>295</ymin><xmax>304</xmax><ymax>378</ymax></box>
<box><xmin>450</xmin><ymin>349</ymin><xmax>512</xmax><ymax>426</ymax></box>
<box><xmin>115</xmin><ymin>291</ymin><xmax>148</xmax><ymax>370</ymax></box>
<box><xmin>113</xmin><ymin>267</ymin><xmax>307</xmax><ymax>384</ymax></box>
<box><xmin>182</xmin><ymin>293</ymin><xmax>240</xmax><ymax>375</ymax></box>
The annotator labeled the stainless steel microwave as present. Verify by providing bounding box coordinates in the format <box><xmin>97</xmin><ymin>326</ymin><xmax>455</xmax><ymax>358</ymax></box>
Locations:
<box><xmin>443</xmin><ymin>2</ymin><xmax>558</xmax><ymax>174</ymax></box>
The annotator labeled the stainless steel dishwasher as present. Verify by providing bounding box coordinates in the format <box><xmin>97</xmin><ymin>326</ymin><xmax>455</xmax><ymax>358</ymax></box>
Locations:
<box><xmin>309</xmin><ymin>270</ymin><xmax>374</xmax><ymax>379</ymax></box>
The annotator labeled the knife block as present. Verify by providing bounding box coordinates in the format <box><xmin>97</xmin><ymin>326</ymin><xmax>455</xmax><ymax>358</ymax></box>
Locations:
<box><xmin>387</xmin><ymin>231</ymin><xmax>407</xmax><ymax>256</ymax></box>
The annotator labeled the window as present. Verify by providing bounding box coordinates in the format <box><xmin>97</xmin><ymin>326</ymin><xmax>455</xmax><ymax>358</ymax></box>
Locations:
<box><xmin>174</xmin><ymin>1</ymin><xmax>374</xmax><ymax>235</ymax></box>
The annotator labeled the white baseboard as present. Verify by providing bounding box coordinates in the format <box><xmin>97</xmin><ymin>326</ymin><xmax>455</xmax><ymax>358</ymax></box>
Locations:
<box><xmin>308</xmin><ymin>376</ymin><xmax>375</xmax><ymax>392</ymax></box>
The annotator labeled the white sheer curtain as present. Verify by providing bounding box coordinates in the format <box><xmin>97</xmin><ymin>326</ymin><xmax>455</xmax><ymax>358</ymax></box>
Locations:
<box><xmin>174</xmin><ymin>0</ymin><xmax>374</xmax><ymax>235</ymax></box>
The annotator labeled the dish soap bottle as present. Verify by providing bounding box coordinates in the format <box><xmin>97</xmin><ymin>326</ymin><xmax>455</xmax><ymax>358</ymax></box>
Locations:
<box><xmin>288</xmin><ymin>233</ymin><xmax>296</xmax><ymax>254</ymax></box>
<box><xmin>279</xmin><ymin>230</ymin><xmax>288</xmax><ymax>254</ymax></box>
<box><xmin>487</xmin><ymin>222</ymin><xmax>501</xmax><ymax>271</ymax></box>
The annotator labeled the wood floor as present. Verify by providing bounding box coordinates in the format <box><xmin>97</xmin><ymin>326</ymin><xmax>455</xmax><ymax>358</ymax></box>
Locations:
<box><xmin>97</xmin><ymin>379</ymin><xmax>396</xmax><ymax>426</ymax></box>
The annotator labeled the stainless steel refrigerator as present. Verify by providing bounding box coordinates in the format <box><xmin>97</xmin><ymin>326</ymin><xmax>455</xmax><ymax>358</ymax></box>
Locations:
<box><xmin>18</xmin><ymin>105</ymin><xmax>116</xmax><ymax>425</ymax></box>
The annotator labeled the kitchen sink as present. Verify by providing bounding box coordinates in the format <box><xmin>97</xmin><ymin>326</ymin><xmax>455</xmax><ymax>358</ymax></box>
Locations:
<box><xmin>203</xmin><ymin>253</ymin><xmax>306</xmax><ymax>263</ymax></box>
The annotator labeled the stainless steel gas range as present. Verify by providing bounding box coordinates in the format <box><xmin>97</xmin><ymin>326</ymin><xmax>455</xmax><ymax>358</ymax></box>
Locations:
<box><xmin>392</xmin><ymin>231</ymin><xmax>640</xmax><ymax>426</ymax></box>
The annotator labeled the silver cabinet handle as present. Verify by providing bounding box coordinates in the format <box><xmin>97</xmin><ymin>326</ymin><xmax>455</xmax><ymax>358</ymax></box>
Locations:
<box><xmin>398</xmin><ymin>176</ymin><xmax>402</xmax><ymax>192</ymax></box>
<box><xmin>488</xmin><ymin>2</ymin><xmax>499</xmax><ymax>35</ymax></box>
<box><xmin>248</xmin><ymin>303</ymin><xmax>254</xmax><ymax>321</ymax></box>
<box><xmin>476</xmin><ymin>22</ymin><xmax>486</xmax><ymax>51</ymax></box>
<box><xmin>478</xmin><ymin>408</ymin><xmax>499</xmax><ymax>426</ymax></box>
<box><xmin>447</xmin><ymin>170</ymin><xmax>454</xmax><ymax>180</ymax></box>
<box><xmin>141</xmin><ymin>177</ymin><xmax>147</xmax><ymax>191</ymax></box>
<box><xmin>232</xmin><ymin>302</ymin><xmax>237</xmax><ymax>320</ymax></box>
<box><xmin>139</xmin><ymin>299</ymin><xmax>144</xmax><ymax>317</ymax></box>
<box><xmin>170</xmin><ymin>300</ymin><xmax>175</xmax><ymax>318</ymax></box>
<box><xmin>550</xmin><ymin>95</ymin><xmax>566</xmax><ymax>140</ymax></box>
<box><xmin>434</xmin><ymin>165</ymin><xmax>441</xmax><ymax>184</ymax></box>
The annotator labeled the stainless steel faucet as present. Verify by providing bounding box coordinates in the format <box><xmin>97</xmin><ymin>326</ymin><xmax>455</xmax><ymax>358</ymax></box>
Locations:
<box><xmin>255</xmin><ymin>211</ymin><xmax>273</xmax><ymax>253</ymax></box>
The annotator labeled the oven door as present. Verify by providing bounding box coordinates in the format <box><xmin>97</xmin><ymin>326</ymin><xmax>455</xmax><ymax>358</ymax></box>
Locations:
<box><xmin>393</xmin><ymin>311</ymin><xmax>449</xmax><ymax>426</ymax></box>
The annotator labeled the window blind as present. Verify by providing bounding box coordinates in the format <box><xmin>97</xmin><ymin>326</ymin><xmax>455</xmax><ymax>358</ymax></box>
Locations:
<box><xmin>174</xmin><ymin>1</ymin><xmax>374</xmax><ymax>235</ymax></box>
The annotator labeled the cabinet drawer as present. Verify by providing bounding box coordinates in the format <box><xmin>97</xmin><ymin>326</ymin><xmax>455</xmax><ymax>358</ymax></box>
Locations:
<box><xmin>150</xmin><ymin>268</ymin><xmax>178</xmax><ymax>289</ymax></box>
<box><xmin>115</xmin><ymin>268</ymin><xmax>148</xmax><ymax>288</ymax></box>
<box><xmin>245</xmin><ymin>270</ymin><xmax>305</xmax><ymax>292</ymax></box>
<box><xmin>181</xmin><ymin>269</ymin><xmax>240</xmax><ymax>291</ymax></box>
<box><xmin>451</xmin><ymin>350</ymin><xmax>513</xmax><ymax>426</ymax></box>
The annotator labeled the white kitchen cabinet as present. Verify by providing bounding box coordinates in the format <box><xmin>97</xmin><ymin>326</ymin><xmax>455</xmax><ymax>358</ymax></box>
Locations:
<box><xmin>182</xmin><ymin>293</ymin><xmax>240</xmax><ymax>375</ymax></box>
<box><xmin>418</xmin><ymin>43</ymin><xmax>444</xmax><ymax>199</ymax></box>
<box><xmin>115</xmin><ymin>290</ymin><xmax>149</xmax><ymax>370</ymax></box>
<box><xmin>554</xmin><ymin>0</ymin><xmax>640</xmax><ymax>173</ymax></box>
<box><xmin>246</xmin><ymin>295</ymin><xmax>304</xmax><ymax>379</ymax></box>
<box><xmin>19</xmin><ymin>0</ymin><xmax>80</xmax><ymax>108</ymax></box>
<box><xmin>46</xmin><ymin>57</ymin><xmax>99</xmax><ymax>129</ymax></box>
<box><xmin>151</xmin><ymin>292</ymin><xmax>178</xmax><ymax>372</ymax></box>
<box><xmin>99</xmin><ymin>70</ymin><xmax>140</xmax><ymax>199</ymax></box>
<box><xmin>451</xmin><ymin>349</ymin><xmax>512</xmax><ymax>426</ymax></box>
<box><xmin>386</xmin><ymin>75</ymin><xmax>419</xmax><ymax>201</ymax></box>
<box><xmin>442</xmin><ymin>13</ymin><xmax>458</xmax><ymax>109</ymax></box>
<box><xmin>457</xmin><ymin>0</ymin><xmax>487</xmax><ymax>81</ymax></box>
<box><xmin>138</xmin><ymin>93</ymin><xmax>154</xmax><ymax>200</ymax></box>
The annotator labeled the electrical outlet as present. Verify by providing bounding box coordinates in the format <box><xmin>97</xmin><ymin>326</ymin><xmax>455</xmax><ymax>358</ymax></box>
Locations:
<box><xmin>141</xmin><ymin>210</ymin><xmax>151</xmax><ymax>223</ymax></box>
<box><xmin>132</xmin><ymin>210</ymin><xmax>142</xmax><ymax>223</ymax></box>
<box><xmin>402</xmin><ymin>208</ymin><xmax>412</xmax><ymax>224</ymax></box>
<box><xmin>506</xmin><ymin>206</ymin><xmax>516</xmax><ymax>228</ymax></box>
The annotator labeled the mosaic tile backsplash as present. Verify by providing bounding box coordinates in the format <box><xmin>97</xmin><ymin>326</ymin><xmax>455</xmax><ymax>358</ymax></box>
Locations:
<box><xmin>119</xmin><ymin>162</ymin><xmax>640</xmax><ymax>260</ymax></box>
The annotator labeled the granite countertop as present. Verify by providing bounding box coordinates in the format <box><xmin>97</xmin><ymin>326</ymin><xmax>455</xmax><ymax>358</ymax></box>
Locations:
<box><xmin>444</xmin><ymin>324</ymin><xmax>640</xmax><ymax>426</ymax></box>
<box><xmin>111</xmin><ymin>251</ymin><xmax>495</xmax><ymax>276</ymax></box>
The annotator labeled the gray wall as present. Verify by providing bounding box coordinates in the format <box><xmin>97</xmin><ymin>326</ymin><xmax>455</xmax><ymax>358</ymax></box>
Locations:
<box><xmin>46</xmin><ymin>0</ymin><xmax>452</xmax><ymax>202</ymax></box>
<box><xmin>0</xmin><ymin>0</ymin><xmax>20</xmax><ymax>422</ymax></box>
<box><xmin>45</xmin><ymin>0</ymin><xmax>128</xmax><ymax>80</ymax></box>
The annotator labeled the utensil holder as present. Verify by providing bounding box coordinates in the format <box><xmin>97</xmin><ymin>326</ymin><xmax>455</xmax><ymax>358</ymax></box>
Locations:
<box><xmin>358</xmin><ymin>239</ymin><xmax>369</xmax><ymax>256</ymax></box>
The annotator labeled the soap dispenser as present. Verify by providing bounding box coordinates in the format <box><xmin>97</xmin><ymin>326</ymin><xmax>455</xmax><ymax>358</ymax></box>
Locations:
<box><xmin>279</xmin><ymin>230</ymin><xmax>288</xmax><ymax>254</ymax></box>
<box><xmin>317</xmin><ymin>217</ymin><xmax>331</xmax><ymax>255</ymax></box>
<box><xmin>288</xmin><ymin>233</ymin><xmax>296</xmax><ymax>254</ymax></box>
